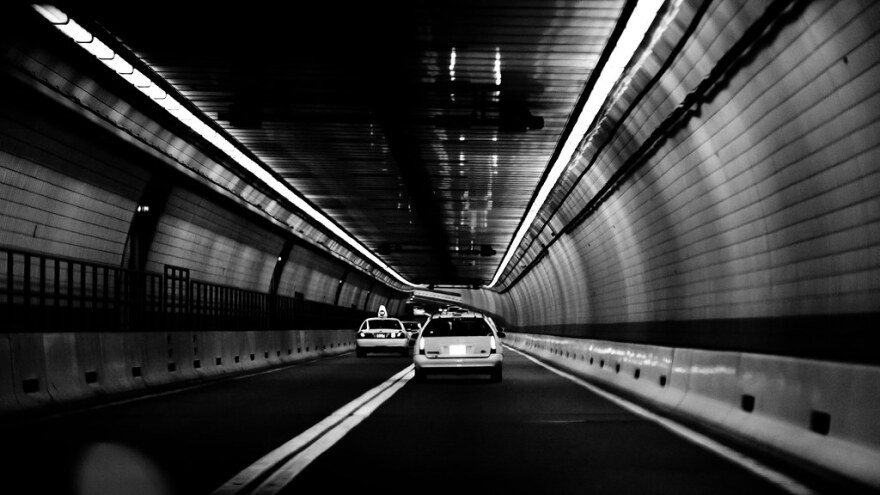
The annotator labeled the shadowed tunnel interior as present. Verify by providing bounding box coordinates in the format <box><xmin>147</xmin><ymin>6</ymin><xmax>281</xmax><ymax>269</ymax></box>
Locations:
<box><xmin>1</xmin><ymin>0</ymin><xmax>878</xmax><ymax>493</ymax></box>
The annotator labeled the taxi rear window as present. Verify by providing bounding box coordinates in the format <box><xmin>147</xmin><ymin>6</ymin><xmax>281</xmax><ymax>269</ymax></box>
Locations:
<box><xmin>422</xmin><ymin>318</ymin><xmax>492</xmax><ymax>337</ymax></box>
<box><xmin>368</xmin><ymin>319</ymin><xmax>403</xmax><ymax>330</ymax></box>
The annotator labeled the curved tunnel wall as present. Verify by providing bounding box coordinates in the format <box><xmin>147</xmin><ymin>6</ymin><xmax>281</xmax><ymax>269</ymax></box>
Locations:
<box><xmin>460</xmin><ymin>1</ymin><xmax>880</xmax><ymax>487</ymax></box>
<box><xmin>146</xmin><ymin>187</ymin><xmax>284</xmax><ymax>291</ymax></box>
<box><xmin>0</xmin><ymin>59</ymin><xmax>408</xmax><ymax>316</ymax></box>
<box><xmin>0</xmin><ymin>21</ymin><xmax>410</xmax><ymax>417</ymax></box>
<box><xmin>472</xmin><ymin>0</ymin><xmax>879</xmax><ymax>361</ymax></box>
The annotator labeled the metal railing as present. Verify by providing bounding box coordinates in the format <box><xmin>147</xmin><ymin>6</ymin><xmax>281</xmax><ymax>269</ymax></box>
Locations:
<box><xmin>0</xmin><ymin>247</ymin><xmax>369</xmax><ymax>333</ymax></box>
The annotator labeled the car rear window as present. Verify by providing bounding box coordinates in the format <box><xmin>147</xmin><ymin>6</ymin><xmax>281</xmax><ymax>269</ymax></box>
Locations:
<box><xmin>368</xmin><ymin>319</ymin><xmax>403</xmax><ymax>330</ymax></box>
<box><xmin>422</xmin><ymin>318</ymin><xmax>492</xmax><ymax>337</ymax></box>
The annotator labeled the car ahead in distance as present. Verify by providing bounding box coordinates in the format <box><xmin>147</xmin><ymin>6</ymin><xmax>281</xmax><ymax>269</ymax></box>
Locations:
<box><xmin>401</xmin><ymin>321</ymin><xmax>422</xmax><ymax>345</ymax></box>
<box><xmin>413</xmin><ymin>311</ymin><xmax>505</xmax><ymax>382</ymax></box>
<box><xmin>356</xmin><ymin>316</ymin><xmax>409</xmax><ymax>357</ymax></box>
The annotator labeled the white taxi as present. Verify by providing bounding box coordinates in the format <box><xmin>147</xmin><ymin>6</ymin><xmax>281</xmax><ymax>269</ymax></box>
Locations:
<box><xmin>355</xmin><ymin>306</ymin><xmax>409</xmax><ymax>357</ymax></box>
<box><xmin>413</xmin><ymin>310</ymin><xmax>505</xmax><ymax>381</ymax></box>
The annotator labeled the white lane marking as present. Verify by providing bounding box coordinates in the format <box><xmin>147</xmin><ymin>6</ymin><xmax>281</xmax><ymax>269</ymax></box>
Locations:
<box><xmin>252</xmin><ymin>371</ymin><xmax>413</xmax><ymax>494</ymax></box>
<box><xmin>212</xmin><ymin>364</ymin><xmax>414</xmax><ymax>495</ymax></box>
<box><xmin>506</xmin><ymin>345</ymin><xmax>816</xmax><ymax>495</ymax></box>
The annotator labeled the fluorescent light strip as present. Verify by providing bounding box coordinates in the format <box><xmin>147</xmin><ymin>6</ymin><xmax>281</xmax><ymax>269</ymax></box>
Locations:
<box><xmin>486</xmin><ymin>0</ymin><xmax>666</xmax><ymax>288</ymax></box>
<box><xmin>494</xmin><ymin>48</ymin><xmax>501</xmax><ymax>86</ymax></box>
<box><xmin>33</xmin><ymin>4</ymin><xmax>421</xmax><ymax>288</ymax></box>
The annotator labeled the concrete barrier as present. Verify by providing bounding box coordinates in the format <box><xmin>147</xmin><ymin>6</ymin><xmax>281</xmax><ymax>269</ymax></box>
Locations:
<box><xmin>12</xmin><ymin>333</ymin><xmax>52</xmax><ymax>410</ymax></box>
<box><xmin>192</xmin><ymin>331</ymin><xmax>221</xmax><ymax>379</ymax></box>
<box><xmin>279</xmin><ymin>330</ymin><xmax>296</xmax><ymax>363</ymax></box>
<box><xmin>221</xmin><ymin>331</ymin><xmax>246</xmax><ymax>374</ymax></box>
<box><xmin>98</xmin><ymin>332</ymin><xmax>143</xmax><ymax>395</ymax></box>
<box><xmin>504</xmin><ymin>332</ymin><xmax>880</xmax><ymax>491</ymax></box>
<box><xmin>73</xmin><ymin>333</ymin><xmax>103</xmax><ymax>400</ymax></box>
<box><xmin>44</xmin><ymin>332</ymin><xmax>111</xmax><ymax>405</ymax></box>
<box><xmin>140</xmin><ymin>332</ymin><xmax>176</xmax><ymax>388</ymax></box>
<box><xmin>0</xmin><ymin>329</ymin><xmax>356</xmax><ymax>420</ymax></box>
<box><xmin>0</xmin><ymin>334</ymin><xmax>20</xmax><ymax>413</ymax></box>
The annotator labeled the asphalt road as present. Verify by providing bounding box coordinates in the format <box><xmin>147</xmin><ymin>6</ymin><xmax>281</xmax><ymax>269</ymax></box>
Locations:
<box><xmin>0</xmin><ymin>347</ymin><xmax>808</xmax><ymax>495</ymax></box>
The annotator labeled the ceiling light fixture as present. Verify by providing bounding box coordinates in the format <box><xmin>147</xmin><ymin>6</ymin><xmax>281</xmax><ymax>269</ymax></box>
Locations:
<box><xmin>32</xmin><ymin>3</ymin><xmax>423</xmax><ymax>288</ymax></box>
<box><xmin>494</xmin><ymin>48</ymin><xmax>501</xmax><ymax>86</ymax></box>
<box><xmin>486</xmin><ymin>0</ymin><xmax>667</xmax><ymax>288</ymax></box>
<box><xmin>449</xmin><ymin>47</ymin><xmax>457</xmax><ymax>81</ymax></box>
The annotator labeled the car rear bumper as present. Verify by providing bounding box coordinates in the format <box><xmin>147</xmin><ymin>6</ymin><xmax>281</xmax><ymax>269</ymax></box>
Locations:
<box><xmin>357</xmin><ymin>338</ymin><xmax>408</xmax><ymax>349</ymax></box>
<box><xmin>413</xmin><ymin>353</ymin><xmax>502</xmax><ymax>371</ymax></box>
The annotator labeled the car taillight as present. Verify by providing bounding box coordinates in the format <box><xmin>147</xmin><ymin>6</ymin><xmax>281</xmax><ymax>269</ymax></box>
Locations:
<box><xmin>490</xmin><ymin>336</ymin><xmax>497</xmax><ymax>354</ymax></box>
<box><xmin>418</xmin><ymin>337</ymin><xmax>425</xmax><ymax>355</ymax></box>
<box><xmin>359</xmin><ymin>332</ymin><xmax>366</xmax><ymax>338</ymax></box>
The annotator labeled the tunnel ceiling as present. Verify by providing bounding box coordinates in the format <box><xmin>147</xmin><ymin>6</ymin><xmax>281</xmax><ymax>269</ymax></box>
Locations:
<box><xmin>59</xmin><ymin>1</ymin><xmax>628</xmax><ymax>286</ymax></box>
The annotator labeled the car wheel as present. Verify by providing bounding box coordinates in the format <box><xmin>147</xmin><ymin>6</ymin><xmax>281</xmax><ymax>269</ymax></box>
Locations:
<box><xmin>490</xmin><ymin>368</ymin><xmax>502</xmax><ymax>383</ymax></box>
<box><xmin>414</xmin><ymin>368</ymin><xmax>426</xmax><ymax>382</ymax></box>
<box><xmin>356</xmin><ymin>347</ymin><xmax>365</xmax><ymax>358</ymax></box>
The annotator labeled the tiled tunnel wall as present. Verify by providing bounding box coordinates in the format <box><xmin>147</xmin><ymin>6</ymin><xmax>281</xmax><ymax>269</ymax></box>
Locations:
<box><xmin>473</xmin><ymin>0</ymin><xmax>878</xmax><ymax>360</ymax></box>
<box><xmin>0</xmin><ymin>89</ymin><xmax>407</xmax><ymax>315</ymax></box>
<box><xmin>147</xmin><ymin>187</ymin><xmax>284</xmax><ymax>291</ymax></box>
<box><xmin>460</xmin><ymin>1</ymin><xmax>880</xmax><ymax>488</ymax></box>
<box><xmin>0</xmin><ymin>24</ymin><xmax>409</xmax><ymax>416</ymax></box>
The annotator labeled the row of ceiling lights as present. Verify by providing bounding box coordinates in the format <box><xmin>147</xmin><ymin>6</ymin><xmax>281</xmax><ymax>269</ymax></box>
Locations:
<box><xmin>33</xmin><ymin>1</ymin><xmax>668</xmax><ymax>291</ymax></box>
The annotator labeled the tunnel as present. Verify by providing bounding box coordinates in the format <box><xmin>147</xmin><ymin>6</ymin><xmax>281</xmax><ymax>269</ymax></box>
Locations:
<box><xmin>1</xmin><ymin>1</ymin><xmax>878</xmax><ymax>494</ymax></box>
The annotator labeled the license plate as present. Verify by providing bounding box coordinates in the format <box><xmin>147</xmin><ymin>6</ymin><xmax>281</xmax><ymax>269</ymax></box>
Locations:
<box><xmin>449</xmin><ymin>345</ymin><xmax>466</xmax><ymax>356</ymax></box>
<box><xmin>377</xmin><ymin>334</ymin><xmax>386</xmax><ymax>338</ymax></box>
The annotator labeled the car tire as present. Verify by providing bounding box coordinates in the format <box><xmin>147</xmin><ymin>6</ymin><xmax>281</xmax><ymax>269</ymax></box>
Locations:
<box><xmin>414</xmin><ymin>368</ymin><xmax>426</xmax><ymax>382</ymax></box>
<box><xmin>356</xmin><ymin>347</ymin><xmax>365</xmax><ymax>358</ymax></box>
<box><xmin>490</xmin><ymin>368</ymin><xmax>502</xmax><ymax>383</ymax></box>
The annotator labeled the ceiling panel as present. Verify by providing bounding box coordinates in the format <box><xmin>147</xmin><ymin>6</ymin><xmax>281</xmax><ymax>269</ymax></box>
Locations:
<box><xmin>63</xmin><ymin>0</ymin><xmax>628</xmax><ymax>285</ymax></box>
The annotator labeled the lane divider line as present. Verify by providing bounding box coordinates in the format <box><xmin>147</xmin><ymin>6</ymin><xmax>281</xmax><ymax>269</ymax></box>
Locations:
<box><xmin>505</xmin><ymin>345</ymin><xmax>816</xmax><ymax>495</ymax></box>
<box><xmin>252</xmin><ymin>371</ymin><xmax>413</xmax><ymax>494</ymax></box>
<box><xmin>212</xmin><ymin>364</ymin><xmax>414</xmax><ymax>495</ymax></box>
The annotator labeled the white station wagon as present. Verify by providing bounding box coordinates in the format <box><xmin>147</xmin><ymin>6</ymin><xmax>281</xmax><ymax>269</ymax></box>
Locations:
<box><xmin>413</xmin><ymin>310</ymin><xmax>505</xmax><ymax>382</ymax></box>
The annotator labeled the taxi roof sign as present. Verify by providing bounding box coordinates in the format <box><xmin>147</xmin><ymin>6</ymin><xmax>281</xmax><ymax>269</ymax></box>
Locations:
<box><xmin>377</xmin><ymin>305</ymin><xmax>388</xmax><ymax>318</ymax></box>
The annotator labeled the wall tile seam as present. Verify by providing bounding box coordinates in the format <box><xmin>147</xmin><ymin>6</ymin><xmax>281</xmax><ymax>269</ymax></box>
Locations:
<box><xmin>600</xmin><ymin>181</ymin><xmax>756</xmax><ymax>242</ymax></box>
<box><xmin>570</xmin><ymin>255</ymin><xmax>874</xmax><ymax>297</ymax></box>
<box><xmin>0</xmin><ymin>179</ymin><xmax>136</xmax><ymax>222</ymax></box>
<box><xmin>572</xmin><ymin>181</ymin><xmax>804</xmax><ymax>258</ymax></box>
<box><xmin>0</xmin><ymin>129</ymin><xmax>152</xmax><ymax>191</ymax></box>
<box><xmin>1</xmin><ymin>232</ymin><xmax>127</xmax><ymax>260</ymax></box>
<box><xmin>152</xmin><ymin>224</ymin><xmax>282</xmax><ymax>250</ymax></box>
<box><xmin>165</xmin><ymin>199</ymin><xmax>277</xmax><ymax>233</ymax></box>
<box><xmin>0</xmin><ymin>211</ymin><xmax>129</xmax><ymax>240</ymax></box>
<box><xmin>762</xmin><ymin>210</ymin><xmax>879</xmax><ymax>249</ymax></box>
<box><xmin>728</xmin><ymin>99</ymin><xmax>880</xmax><ymax>189</ymax></box>
<box><xmin>572</xmin><ymin>214</ymin><xmax>773</xmax><ymax>267</ymax></box>
<box><xmin>612</xmin><ymin>105</ymin><xmax>872</xmax><ymax>224</ymax></box>
<box><xmin>624</xmin><ymin>24</ymin><xmax>872</xmax><ymax>186</ymax></box>
<box><xmin>0</xmin><ymin>184</ymin><xmax>135</xmax><ymax>223</ymax></box>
